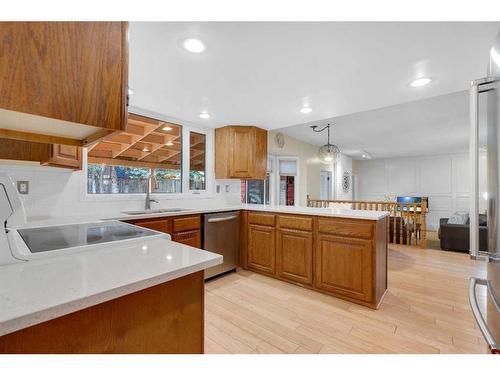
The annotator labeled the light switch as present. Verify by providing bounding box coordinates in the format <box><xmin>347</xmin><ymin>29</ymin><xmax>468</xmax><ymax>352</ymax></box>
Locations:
<box><xmin>225</xmin><ymin>185</ymin><xmax>230</xmax><ymax>193</ymax></box>
<box><xmin>17</xmin><ymin>181</ymin><xmax>29</xmax><ymax>195</ymax></box>
<box><xmin>216</xmin><ymin>185</ymin><xmax>221</xmax><ymax>193</ymax></box>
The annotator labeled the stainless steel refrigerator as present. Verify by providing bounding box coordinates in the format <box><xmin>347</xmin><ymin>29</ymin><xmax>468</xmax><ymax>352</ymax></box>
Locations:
<box><xmin>470</xmin><ymin>28</ymin><xmax>500</xmax><ymax>354</ymax></box>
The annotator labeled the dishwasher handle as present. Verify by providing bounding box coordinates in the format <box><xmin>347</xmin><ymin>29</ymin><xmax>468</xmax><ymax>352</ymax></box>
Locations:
<box><xmin>207</xmin><ymin>215</ymin><xmax>239</xmax><ymax>223</ymax></box>
<box><xmin>468</xmin><ymin>277</ymin><xmax>499</xmax><ymax>353</ymax></box>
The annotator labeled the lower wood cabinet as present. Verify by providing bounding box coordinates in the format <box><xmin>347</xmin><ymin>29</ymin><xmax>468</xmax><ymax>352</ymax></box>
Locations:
<box><xmin>314</xmin><ymin>233</ymin><xmax>373</xmax><ymax>303</ymax></box>
<box><xmin>125</xmin><ymin>215</ymin><xmax>201</xmax><ymax>249</ymax></box>
<box><xmin>276</xmin><ymin>228</ymin><xmax>313</xmax><ymax>285</ymax></box>
<box><xmin>172</xmin><ymin>230</ymin><xmax>201</xmax><ymax>248</ymax></box>
<box><xmin>247</xmin><ymin>224</ymin><xmax>276</xmax><ymax>275</ymax></box>
<box><xmin>242</xmin><ymin>211</ymin><xmax>387</xmax><ymax>309</ymax></box>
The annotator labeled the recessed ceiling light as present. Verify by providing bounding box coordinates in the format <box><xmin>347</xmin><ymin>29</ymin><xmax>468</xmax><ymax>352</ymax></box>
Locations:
<box><xmin>166</xmin><ymin>141</ymin><xmax>174</xmax><ymax>146</ymax></box>
<box><xmin>300</xmin><ymin>107</ymin><xmax>312</xmax><ymax>114</ymax></box>
<box><xmin>199</xmin><ymin>112</ymin><xmax>210</xmax><ymax>119</ymax></box>
<box><xmin>362</xmin><ymin>154</ymin><xmax>367</xmax><ymax>158</ymax></box>
<box><xmin>183</xmin><ymin>38</ymin><xmax>205</xmax><ymax>53</ymax></box>
<box><xmin>410</xmin><ymin>77</ymin><xmax>432</xmax><ymax>88</ymax></box>
<box><xmin>163</xmin><ymin>126</ymin><xmax>173</xmax><ymax>131</ymax></box>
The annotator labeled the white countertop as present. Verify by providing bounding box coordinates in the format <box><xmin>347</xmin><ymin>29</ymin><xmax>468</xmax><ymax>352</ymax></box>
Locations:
<box><xmin>21</xmin><ymin>204</ymin><xmax>388</xmax><ymax>228</ymax></box>
<box><xmin>0</xmin><ymin>234</ymin><xmax>222</xmax><ymax>336</ymax></box>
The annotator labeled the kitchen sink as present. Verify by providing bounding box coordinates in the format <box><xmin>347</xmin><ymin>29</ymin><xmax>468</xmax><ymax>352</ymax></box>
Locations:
<box><xmin>122</xmin><ymin>208</ymin><xmax>192</xmax><ymax>215</ymax></box>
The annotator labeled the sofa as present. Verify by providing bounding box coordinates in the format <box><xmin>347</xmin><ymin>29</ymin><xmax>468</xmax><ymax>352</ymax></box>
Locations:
<box><xmin>438</xmin><ymin>214</ymin><xmax>488</xmax><ymax>252</ymax></box>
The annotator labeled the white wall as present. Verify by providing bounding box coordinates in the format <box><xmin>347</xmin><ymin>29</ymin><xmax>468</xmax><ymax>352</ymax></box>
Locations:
<box><xmin>357</xmin><ymin>152</ymin><xmax>487</xmax><ymax>230</ymax></box>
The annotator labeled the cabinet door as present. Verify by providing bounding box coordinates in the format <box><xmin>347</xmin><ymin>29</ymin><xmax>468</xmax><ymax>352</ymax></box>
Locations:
<box><xmin>247</xmin><ymin>224</ymin><xmax>275</xmax><ymax>275</ymax></box>
<box><xmin>228</xmin><ymin>127</ymin><xmax>254</xmax><ymax>178</ymax></box>
<box><xmin>0</xmin><ymin>22</ymin><xmax>128</xmax><ymax>131</ymax></box>
<box><xmin>315</xmin><ymin>234</ymin><xmax>373</xmax><ymax>303</ymax></box>
<box><xmin>172</xmin><ymin>230</ymin><xmax>201</xmax><ymax>248</ymax></box>
<box><xmin>276</xmin><ymin>229</ymin><xmax>313</xmax><ymax>285</ymax></box>
<box><xmin>48</xmin><ymin>145</ymin><xmax>82</xmax><ymax>169</ymax></box>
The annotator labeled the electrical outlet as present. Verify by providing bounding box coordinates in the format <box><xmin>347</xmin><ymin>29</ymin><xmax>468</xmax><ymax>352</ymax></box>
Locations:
<box><xmin>225</xmin><ymin>184</ymin><xmax>230</xmax><ymax>193</ymax></box>
<box><xmin>17</xmin><ymin>181</ymin><xmax>29</xmax><ymax>195</ymax></box>
<box><xmin>216</xmin><ymin>185</ymin><xmax>221</xmax><ymax>193</ymax></box>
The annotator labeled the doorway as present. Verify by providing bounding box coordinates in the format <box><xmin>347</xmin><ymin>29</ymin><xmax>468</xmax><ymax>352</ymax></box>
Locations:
<box><xmin>320</xmin><ymin>170</ymin><xmax>332</xmax><ymax>200</ymax></box>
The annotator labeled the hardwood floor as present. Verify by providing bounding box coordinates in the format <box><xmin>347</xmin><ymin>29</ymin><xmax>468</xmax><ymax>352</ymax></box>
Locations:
<box><xmin>205</xmin><ymin>244</ymin><xmax>489</xmax><ymax>354</ymax></box>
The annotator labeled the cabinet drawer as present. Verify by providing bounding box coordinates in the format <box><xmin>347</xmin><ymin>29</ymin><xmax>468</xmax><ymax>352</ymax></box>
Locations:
<box><xmin>127</xmin><ymin>219</ymin><xmax>172</xmax><ymax>234</ymax></box>
<box><xmin>173</xmin><ymin>216</ymin><xmax>201</xmax><ymax>233</ymax></box>
<box><xmin>248</xmin><ymin>212</ymin><xmax>275</xmax><ymax>227</ymax></box>
<box><xmin>172</xmin><ymin>230</ymin><xmax>201</xmax><ymax>248</ymax></box>
<box><xmin>316</xmin><ymin>218</ymin><xmax>373</xmax><ymax>240</ymax></box>
<box><xmin>278</xmin><ymin>215</ymin><xmax>313</xmax><ymax>231</ymax></box>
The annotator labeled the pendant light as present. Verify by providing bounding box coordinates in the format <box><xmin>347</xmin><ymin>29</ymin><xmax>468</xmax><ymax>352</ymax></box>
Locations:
<box><xmin>310</xmin><ymin>123</ymin><xmax>340</xmax><ymax>162</ymax></box>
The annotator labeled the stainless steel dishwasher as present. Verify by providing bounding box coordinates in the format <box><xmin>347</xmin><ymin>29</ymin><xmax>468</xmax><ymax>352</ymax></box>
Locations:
<box><xmin>203</xmin><ymin>211</ymin><xmax>240</xmax><ymax>279</ymax></box>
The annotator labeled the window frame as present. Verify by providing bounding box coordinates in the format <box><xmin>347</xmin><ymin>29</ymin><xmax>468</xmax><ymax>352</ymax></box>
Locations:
<box><xmin>275</xmin><ymin>156</ymin><xmax>299</xmax><ymax>207</ymax></box>
<box><xmin>81</xmin><ymin>107</ymin><xmax>214</xmax><ymax>202</ymax></box>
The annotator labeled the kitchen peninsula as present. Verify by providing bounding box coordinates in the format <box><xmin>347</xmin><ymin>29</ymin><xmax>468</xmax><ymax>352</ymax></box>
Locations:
<box><xmin>0</xmin><ymin>204</ymin><xmax>388</xmax><ymax>353</ymax></box>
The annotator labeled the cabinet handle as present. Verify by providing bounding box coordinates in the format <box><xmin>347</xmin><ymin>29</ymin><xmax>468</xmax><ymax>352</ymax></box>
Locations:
<box><xmin>207</xmin><ymin>216</ymin><xmax>238</xmax><ymax>223</ymax></box>
<box><xmin>468</xmin><ymin>277</ymin><xmax>499</xmax><ymax>353</ymax></box>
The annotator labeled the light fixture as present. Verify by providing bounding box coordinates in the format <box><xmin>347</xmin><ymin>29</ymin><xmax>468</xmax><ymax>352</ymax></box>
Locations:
<box><xmin>163</xmin><ymin>125</ymin><xmax>173</xmax><ymax>131</ymax></box>
<box><xmin>360</xmin><ymin>151</ymin><xmax>372</xmax><ymax>159</ymax></box>
<box><xmin>166</xmin><ymin>141</ymin><xmax>174</xmax><ymax>146</ymax></box>
<box><xmin>300</xmin><ymin>106</ymin><xmax>312</xmax><ymax>114</ymax></box>
<box><xmin>183</xmin><ymin>38</ymin><xmax>205</xmax><ymax>53</ymax></box>
<box><xmin>199</xmin><ymin>112</ymin><xmax>210</xmax><ymax>119</ymax></box>
<box><xmin>310</xmin><ymin>123</ymin><xmax>340</xmax><ymax>162</ymax></box>
<box><xmin>142</xmin><ymin>147</ymin><xmax>149</xmax><ymax>152</ymax></box>
<box><xmin>410</xmin><ymin>77</ymin><xmax>432</xmax><ymax>88</ymax></box>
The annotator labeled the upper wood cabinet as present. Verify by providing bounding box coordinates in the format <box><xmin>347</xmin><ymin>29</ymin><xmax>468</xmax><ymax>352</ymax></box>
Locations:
<box><xmin>215</xmin><ymin>126</ymin><xmax>267</xmax><ymax>179</ymax></box>
<box><xmin>0</xmin><ymin>22</ymin><xmax>128</xmax><ymax>146</ymax></box>
<box><xmin>0</xmin><ymin>138</ymin><xmax>82</xmax><ymax>170</ymax></box>
<box><xmin>41</xmin><ymin>145</ymin><xmax>82</xmax><ymax>170</ymax></box>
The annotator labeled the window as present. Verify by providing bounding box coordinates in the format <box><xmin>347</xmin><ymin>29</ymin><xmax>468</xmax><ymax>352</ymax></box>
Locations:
<box><xmin>153</xmin><ymin>168</ymin><xmax>181</xmax><ymax>193</ymax></box>
<box><xmin>87</xmin><ymin>164</ymin><xmax>149</xmax><ymax>194</ymax></box>
<box><xmin>189</xmin><ymin>132</ymin><xmax>206</xmax><ymax>190</ymax></box>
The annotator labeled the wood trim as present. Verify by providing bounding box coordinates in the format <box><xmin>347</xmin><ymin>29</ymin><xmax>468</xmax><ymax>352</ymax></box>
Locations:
<box><xmin>0</xmin><ymin>128</ymin><xmax>83</xmax><ymax>146</ymax></box>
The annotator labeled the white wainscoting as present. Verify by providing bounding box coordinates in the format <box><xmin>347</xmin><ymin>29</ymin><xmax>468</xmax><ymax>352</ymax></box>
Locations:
<box><xmin>358</xmin><ymin>152</ymin><xmax>487</xmax><ymax>230</ymax></box>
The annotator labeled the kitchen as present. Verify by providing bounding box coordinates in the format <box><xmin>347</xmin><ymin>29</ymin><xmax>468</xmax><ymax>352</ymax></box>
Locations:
<box><xmin>0</xmin><ymin>6</ymin><xmax>499</xmax><ymax>372</ymax></box>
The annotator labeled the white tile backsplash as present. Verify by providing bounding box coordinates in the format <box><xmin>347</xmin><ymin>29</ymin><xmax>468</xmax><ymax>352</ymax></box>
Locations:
<box><xmin>0</xmin><ymin>163</ymin><xmax>237</xmax><ymax>219</ymax></box>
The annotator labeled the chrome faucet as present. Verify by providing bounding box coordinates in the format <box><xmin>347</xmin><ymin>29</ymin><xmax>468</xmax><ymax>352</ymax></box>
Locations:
<box><xmin>145</xmin><ymin>174</ymin><xmax>158</xmax><ymax>210</ymax></box>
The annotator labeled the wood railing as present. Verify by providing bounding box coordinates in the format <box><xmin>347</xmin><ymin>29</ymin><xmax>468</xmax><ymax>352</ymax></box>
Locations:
<box><xmin>307</xmin><ymin>196</ymin><xmax>428</xmax><ymax>249</ymax></box>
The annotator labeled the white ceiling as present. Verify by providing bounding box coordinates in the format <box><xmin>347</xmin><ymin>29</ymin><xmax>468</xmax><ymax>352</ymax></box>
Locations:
<box><xmin>129</xmin><ymin>22</ymin><xmax>500</xmax><ymax>132</ymax></box>
<box><xmin>279</xmin><ymin>90</ymin><xmax>472</xmax><ymax>159</ymax></box>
